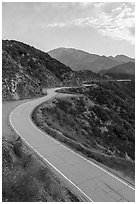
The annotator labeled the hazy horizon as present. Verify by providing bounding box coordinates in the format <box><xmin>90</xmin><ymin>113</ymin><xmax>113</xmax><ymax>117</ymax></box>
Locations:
<box><xmin>2</xmin><ymin>2</ymin><xmax>135</xmax><ymax>58</ymax></box>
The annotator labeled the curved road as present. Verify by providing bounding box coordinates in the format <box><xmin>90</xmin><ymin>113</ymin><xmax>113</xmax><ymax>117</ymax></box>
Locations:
<box><xmin>10</xmin><ymin>88</ymin><xmax>135</xmax><ymax>202</ymax></box>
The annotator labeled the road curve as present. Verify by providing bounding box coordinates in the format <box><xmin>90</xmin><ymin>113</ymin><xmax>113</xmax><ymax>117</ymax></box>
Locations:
<box><xmin>10</xmin><ymin>87</ymin><xmax>135</xmax><ymax>202</ymax></box>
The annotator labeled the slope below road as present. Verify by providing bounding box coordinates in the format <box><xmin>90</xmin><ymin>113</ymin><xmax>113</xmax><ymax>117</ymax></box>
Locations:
<box><xmin>9</xmin><ymin>87</ymin><xmax>135</xmax><ymax>202</ymax></box>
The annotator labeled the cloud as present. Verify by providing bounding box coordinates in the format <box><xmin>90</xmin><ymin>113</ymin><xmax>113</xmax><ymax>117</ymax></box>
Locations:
<box><xmin>94</xmin><ymin>2</ymin><xmax>106</xmax><ymax>8</ymax></box>
<box><xmin>46</xmin><ymin>22</ymin><xmax>69</xmax><ymax>28</ymax></box>
<box><xmin>46</xmin><ymin>2</ymin><xmax>135</xmax><ymax>44</ymax></box>
<box><xmin>79</xmin><ymin>2</ymin><xmax>94</xmax><ymax>7</ymax></box>
<box><xmin>96</xmin><ymin>3</ymin><xmax>135</xmax><ymax>44</ymax></box>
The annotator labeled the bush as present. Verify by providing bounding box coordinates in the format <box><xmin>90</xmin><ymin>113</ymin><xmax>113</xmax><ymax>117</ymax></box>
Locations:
<box><xmin>49</xmin><ymin>183</ymin><xmax>61</xmax><ymax>200</ymax></box>
<box><xmin>13</xmin><ymin>141</ymin><xmax>22</xmax><ymax>158</ymax></box>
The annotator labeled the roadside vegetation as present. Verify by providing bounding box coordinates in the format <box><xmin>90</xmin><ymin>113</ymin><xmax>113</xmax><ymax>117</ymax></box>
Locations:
<box><xmin>2</xmin><ymin>102</ymin><xmax>81</xmax><ymax>202</ymax></box>
<box><xmin>32</xmin><ymin>81</ymin><xmax>135</xmax><ymax>185</ymax></box>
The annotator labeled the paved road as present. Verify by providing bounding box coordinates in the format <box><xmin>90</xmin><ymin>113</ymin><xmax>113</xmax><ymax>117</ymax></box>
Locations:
<box><xmin>10</xmin><ymin>88</ymin><xmax>135</xmax><ymax>202</ymax></box>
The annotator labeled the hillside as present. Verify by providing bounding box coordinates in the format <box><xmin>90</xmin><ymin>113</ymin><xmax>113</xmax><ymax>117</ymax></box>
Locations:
<box><xmin>2</xmin><ymin>40</ymin><xmax>73</xmax><ymax>101</ymax></box>
<box><xmin>48</xmin><ymin>47</ymin><xmax>134</xmax><ymax>72</ymax></box>
<box><xmin>3</xmin><ymin>40</ymin><xmax>105</xmax><ymax>101</ymax></box>
<box><xmin>2</xmin><ymin>49</ymin><xmax>43</xmax><ymax>101</ymax></box>
<box><xmin>32</xmin><ymin>80</ymin><xmax>135</xmax><ymax>182</ymax></box>
<box><xmin>99</xmin><ymin>62</ymin><xmax>135</xmax><ymax>80</ymax></box>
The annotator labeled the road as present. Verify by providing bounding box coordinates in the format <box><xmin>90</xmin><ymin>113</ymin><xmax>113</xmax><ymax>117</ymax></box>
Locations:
<box><xmin>10</xmin><ymin>87</ymin><xmax>135</xmax><ymax>202</ymax></box>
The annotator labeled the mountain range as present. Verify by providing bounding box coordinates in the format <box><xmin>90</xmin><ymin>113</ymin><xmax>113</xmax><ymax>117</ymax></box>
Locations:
<box><xmin>48</xmin><ymin>47</ymin><xmax>135</xmax><ymax>73</ymax></box>
<box><xmin>2</xmin><ymin>40</ymin><xmax>135</xmax><ymax>101</ymax></box>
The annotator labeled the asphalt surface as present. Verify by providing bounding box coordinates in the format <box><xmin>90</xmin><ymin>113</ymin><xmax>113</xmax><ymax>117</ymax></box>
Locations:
<box><xmin>10</xmin><ymin>87</ymin><xmax>135</xmax><ymax>202</ymax></box>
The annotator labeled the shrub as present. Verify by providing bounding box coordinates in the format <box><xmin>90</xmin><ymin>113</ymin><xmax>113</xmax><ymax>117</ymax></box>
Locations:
<box><xmin>13</xmin><ymin>141</ymin><xmax>22</xmax><ymax>158</ymax></box>
<box><xmin>49</xmin><ymin>183</ymin><xmax>61</xmax><ymax>200</ymax></box>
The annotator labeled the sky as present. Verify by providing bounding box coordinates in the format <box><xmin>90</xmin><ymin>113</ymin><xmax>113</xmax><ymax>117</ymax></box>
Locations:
<box><xmin>2</xmin><ymin>2</ymin><xmax>135</xmax><ymax>57</ymax></box>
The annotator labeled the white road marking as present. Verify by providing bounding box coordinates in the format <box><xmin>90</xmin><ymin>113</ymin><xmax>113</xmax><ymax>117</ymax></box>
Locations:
<box><xmin>9</xmin><ymin>92</ymin><xmax>93</xmax><ymax>202</ymax></box>
<box><xmin>29</xmin><ymin>114</ymin><xmax>135</xmax><ymax>190</ymax></box>
<box><xmin>9</xmin><ymin>87</ymin><xmax>135</xmax><ymax>202</ymax></box>
<box><xmin>9</xmin><ymin>117</ymin><xmax>93</xmax><ymax>202</ymax></box>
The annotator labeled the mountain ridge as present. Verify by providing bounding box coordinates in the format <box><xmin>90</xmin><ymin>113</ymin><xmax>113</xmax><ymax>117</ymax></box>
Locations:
<box><xmin>49</xmin><ymin>47</ymin><xmax>134</xmax><ymax>59</ymax></box>
<box><xmin>48</xmin><ymin>47</ymin><xmax>134</xmax><ymax>73</ymax></box>
<box><xmin>109</xmin><ymin>54</ymin><xmax>135</xmax><ymax>63</ymax></box>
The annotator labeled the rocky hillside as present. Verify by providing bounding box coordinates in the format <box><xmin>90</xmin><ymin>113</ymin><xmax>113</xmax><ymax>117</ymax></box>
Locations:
<box><xmin>2</xmin><ymin>50</ymin><xmax>42</xmax><ymax>101</ymax></box>
<box><xmin>48</xmin><ymin>48</ymin><xmax>134</xmax><ymax>73</ymax></box>
<box><xmin>32</xmin><ymin>80</ymin><xmax>135</xmax><ymax>180</ymax></box>
<box><xmin>2</xmin><ymin>40</ymin><xmax>71</xmax><ymax>101</ymax></box>
<box><xmin>2</xmin><ymin>40</ymin><xmax>105</xmax><ymax>101</ymax></box>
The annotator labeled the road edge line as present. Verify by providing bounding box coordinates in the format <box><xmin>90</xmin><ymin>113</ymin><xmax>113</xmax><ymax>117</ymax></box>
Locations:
<box><xmin>9</xmin><ymin>96</ymin><xmax>93</xmax><ymax>202</ymax></box>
